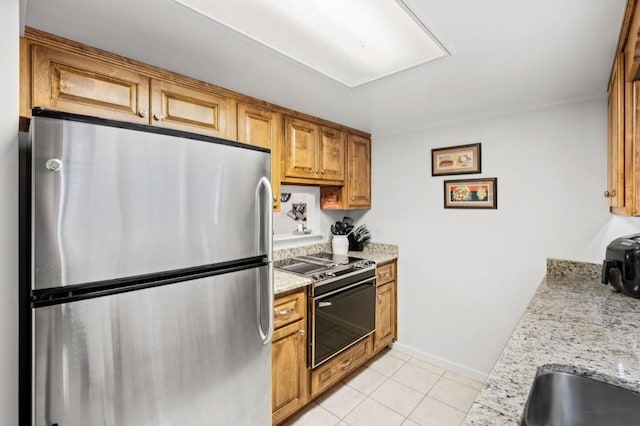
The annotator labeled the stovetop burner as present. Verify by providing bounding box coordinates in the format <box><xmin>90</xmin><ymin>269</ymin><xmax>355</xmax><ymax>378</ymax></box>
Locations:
<box><xmin>274</xmin><ymin>252</ymin><xmax>375</xmax><ymax>284</ymax></box>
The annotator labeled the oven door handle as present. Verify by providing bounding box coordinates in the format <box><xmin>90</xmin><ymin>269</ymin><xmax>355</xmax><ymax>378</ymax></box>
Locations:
<box><xmin>315</xmin><ymin>279</ymin><xmax>376</xmax><ymax>299</ymax></box>
<box><xmin>318</xmin><ymin>301</ymin><xmax>332</xmax><ymax>308</ymax></box>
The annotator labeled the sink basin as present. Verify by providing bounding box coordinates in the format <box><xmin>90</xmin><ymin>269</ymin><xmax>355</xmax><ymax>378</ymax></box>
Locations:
<box><xmin>522</xmin><ymin>370</ymin><xmax>640</xmax><ymax>426</ymax></box>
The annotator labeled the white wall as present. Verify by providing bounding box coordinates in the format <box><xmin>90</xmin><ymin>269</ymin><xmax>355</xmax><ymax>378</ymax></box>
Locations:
<box><xmin>0</xmin><ymin>0</ymin><xmax>19</xmax><ymax>423</ymax></box>
<box><xmin>364</xmin><ymin>99</ymin><xmax>640</xmax><ymax>379</ymax></box>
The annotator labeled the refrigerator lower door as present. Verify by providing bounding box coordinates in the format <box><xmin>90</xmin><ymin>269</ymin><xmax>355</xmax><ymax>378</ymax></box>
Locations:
<box><xmin>33</xmin><ymin>266</ymin><xmax>271</xmax><ymax>426</ymax></box>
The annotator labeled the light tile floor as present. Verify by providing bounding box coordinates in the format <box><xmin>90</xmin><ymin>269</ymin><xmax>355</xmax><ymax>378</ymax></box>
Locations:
<box><xmin>284</xmin><ymin>348</ymin><xmax>484</xmax><ymax>426</ymax></box>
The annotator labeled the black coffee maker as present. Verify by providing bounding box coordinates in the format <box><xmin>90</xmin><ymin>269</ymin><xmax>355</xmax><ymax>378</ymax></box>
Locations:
<box><xmin>602</xmin><ymin>234</ymin><xmax>640</xmax><ymax>298</ymax></box>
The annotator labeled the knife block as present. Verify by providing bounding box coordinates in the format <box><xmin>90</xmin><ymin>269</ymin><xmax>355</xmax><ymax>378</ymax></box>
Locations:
<box><xmin>348</xmin><ymin>234</ymin><xmax>365</xmax><ymax>251</ymax></box>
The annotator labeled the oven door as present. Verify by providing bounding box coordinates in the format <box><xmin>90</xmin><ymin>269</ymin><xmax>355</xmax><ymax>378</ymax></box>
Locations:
<box><xmin>310</xmin><ymin>278</ymin><xmax>376</xmax><ymax>368</ymax></box>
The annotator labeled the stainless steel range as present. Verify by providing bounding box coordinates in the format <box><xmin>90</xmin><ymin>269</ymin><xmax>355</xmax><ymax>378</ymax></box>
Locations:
<box><xmin>274</xmin><ymin>253</ymin><xmax>376</xmax><ymax>368</ymax></box>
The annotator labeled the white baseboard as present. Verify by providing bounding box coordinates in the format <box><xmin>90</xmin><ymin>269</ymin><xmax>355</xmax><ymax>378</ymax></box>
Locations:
<box><xmin>391</xmin><ymin>342</ymin><xmax>489</xmax><ymax>383</ymax></box>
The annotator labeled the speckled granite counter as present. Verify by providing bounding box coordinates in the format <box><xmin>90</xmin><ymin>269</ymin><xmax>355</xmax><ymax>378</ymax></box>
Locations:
<box><xmin>273</xmin><ymin>242</ymin><xmax>398</xmax><ymax>295</ymax></box>
<box><xmin>463</xmin><ymin>258</ymin><xmax>640</xmax><ymax>425</ymax></box>
<box><xmin>273</xmin><ymin>270</ymin><xmax>312</xmax><ymax>295</ymax></box>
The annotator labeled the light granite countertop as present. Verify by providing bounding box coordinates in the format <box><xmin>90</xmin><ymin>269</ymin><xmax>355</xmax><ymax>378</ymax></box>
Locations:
<box><xmin>464</xmin><ymin>258</ymin><xmax>640</xmax><ymax>425</ymax></box>
<box><xmin>273</xmin><ymin>242</ymin><xmax>398</xmax><ymax>295</ymax></box>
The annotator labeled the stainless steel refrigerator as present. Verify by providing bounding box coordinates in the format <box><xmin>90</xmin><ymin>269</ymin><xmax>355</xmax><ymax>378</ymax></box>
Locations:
<box><xmin>19</xmin><ymin>108</ymin><xmax>273</xmax><ymax>426</ymax></box>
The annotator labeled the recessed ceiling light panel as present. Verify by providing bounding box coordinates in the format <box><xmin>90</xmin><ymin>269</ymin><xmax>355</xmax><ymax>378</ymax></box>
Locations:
<box><xmin>171</xmin><ymin>0</ymin><xmax>450</xmax><ymax>87</ymax></box>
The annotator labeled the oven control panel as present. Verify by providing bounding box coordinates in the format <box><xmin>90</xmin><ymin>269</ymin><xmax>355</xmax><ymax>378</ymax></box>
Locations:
<box><xmin>311</xmin><ymin>260</ymin><xmax>375</xmax><ymax>282</ymax></box>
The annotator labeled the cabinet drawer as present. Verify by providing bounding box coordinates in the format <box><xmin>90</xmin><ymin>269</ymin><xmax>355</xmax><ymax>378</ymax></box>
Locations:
<box><xmin>376</xmin><ymin>262</ymin><xmax>396</xmax><ymax>285</ymax></box>
<box><xmin>311</xmin><ymin>336</ymin><xmax>371</xmax><ymax>398</ymax></box>
<box><xmin>274</xmin><ymin>290</ymin><xmax>305</xmax><ymax>330</ymax></box>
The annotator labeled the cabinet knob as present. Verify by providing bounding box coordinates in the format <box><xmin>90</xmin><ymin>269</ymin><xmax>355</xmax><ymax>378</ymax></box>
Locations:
<box><xmin>299</xmin><ymin>329</ymin><xmax>305</xmax><ymax>336</ymax></box>
<box><xmin>320</xmin><ymin>169</ymin><xmax>326</xmax><ymax>174</ymax></box>
<box><xmin>604</xmin><ymin>190</ymin><xmax>617</xmax><ymax>198</ymax></box>
<box><xmin>153</xmin><ymin>113</ymin><xmax>165</xmax><ymax>121</ymax></box>
<box><xmin>138</xmin><ymin>109</ymin><xmax>148</xmax><ymax>118</ymax></box>
<box><xmin>273</xmin><ymin>195</ymin><xmax>278</xmax><ymax>202</ymax></box>
<box><xmin>314</xmin><ymin>169</ymin><xmax>320</xmax><ymax>173</ymax></box>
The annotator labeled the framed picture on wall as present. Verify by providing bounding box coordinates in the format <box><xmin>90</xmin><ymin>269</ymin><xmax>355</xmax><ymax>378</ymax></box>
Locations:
<box><xmin>431</xmin><ymin>143</ymin><xmax>481</xmax><ymax>176</ymax></box>
<box><xmin>443</xmin><ymin>177</ymin><xmax>497</xmax><ymax>209</ymax></box>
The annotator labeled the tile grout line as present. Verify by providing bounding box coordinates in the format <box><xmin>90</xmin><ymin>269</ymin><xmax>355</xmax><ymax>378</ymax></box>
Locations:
<box><xmin>330</xmin><ymin>348</ymin><xmax>483</xmax><ymax>425</ymax></box>
<box><xmin>338</xmin><ymin>350</ymin><xmax>412</xmax><ymax>423</ymax></box>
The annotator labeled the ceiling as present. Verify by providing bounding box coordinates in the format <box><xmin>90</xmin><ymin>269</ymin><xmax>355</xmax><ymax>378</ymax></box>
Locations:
<box><xmin>23</xmin><ymin>0</ymin><xmax>626</xmax><ymax>137</ymax></box>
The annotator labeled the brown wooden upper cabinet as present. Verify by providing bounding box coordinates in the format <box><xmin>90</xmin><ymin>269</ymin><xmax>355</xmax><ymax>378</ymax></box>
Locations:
<box><xmin>26</xmin><ymin>43</ymin><xmax>236</xmax><ymax>140</ymax></box>
<box><xmin>30</xmin><ymin>44</ymin><xmax>150</xmax><ymax>124</ymax></box>
<box><xmin>237</xmin><ymin>103</ymin><xmax>283</xmax><ymax>211</ymax></box>
<box><xmin>283</xmin><ymin>116</ymin><xmax>345</xmax><ymax>185</ymax></box>
<box><xmin>150</xmin><ymin>80</ymin><xmax>236</xmax><ymax>139</ymax></box>
<box><xmin>320</xmin><ymin>133</ymin><xmax>371</xmax><ymax>210</ymax></box>
<box><xmin>346</xmin><ymin>134</ymin><xmax>372</xmax><ymax>208</ymax></box>
<box><xmin>607</xmin><ymin>0</ymin><xmax>640</xmax><ymax>216</ymax></box>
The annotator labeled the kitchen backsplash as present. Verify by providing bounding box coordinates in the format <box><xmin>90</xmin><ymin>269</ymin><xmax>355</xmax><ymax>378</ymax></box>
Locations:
<box><xmin>546</xmin><ymin>258</ymin><xmax>601</xmax><ymax>281</ymax></box>
<box><xmin>274</xmin><ymin>242</ymin><xmax>398</xmax><ymax>262</ymax></box>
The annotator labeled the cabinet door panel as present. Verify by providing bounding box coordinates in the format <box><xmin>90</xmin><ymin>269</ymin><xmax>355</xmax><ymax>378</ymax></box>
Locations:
<box><xmin>284</xmin><ymin>117</ymin><xmax>318</xmax><ymax>179</ymax></box>
<box><xmin>272</xmin><ymin>320</ymin><xmax>308</xmax><ymax>425</ymax></box>
<box><xmin>374</xmin><ymin>281</ymin><xmax>395</xmax><ymax>352</ymax></box>
<box><xmin>237</xmin><ymin>103</ymin><xmax>282</xmax><ymax>211</ymax></box>
<box><xmin>319</xmin><ymin>126</ymin><xmax>345</xmax><ymax>182</ymax></box>
<box><xmin>151</xmin><ymin>80</ymin><xmax>236</xmax><ymax>139</ymax></box>
<box><xmin>608</xmin><ymin>53</ymin><xmax>625</xmax><ymax>209</ymax></box>
<box><xmin>32</xmin><ymin>45</ymin><xmax>149</xmax><ymax>124</ymax></box>
<box><xmin>347</xmin><ymin>134</ymin><xmax>371</xmax><ymax>208</ymax></box>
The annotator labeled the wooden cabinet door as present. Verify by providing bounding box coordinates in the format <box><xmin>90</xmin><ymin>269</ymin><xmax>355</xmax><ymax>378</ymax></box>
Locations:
<box><xmin>318</xmin><ymin>126</ymin><xmax>345</xmax><ymax>182</ymax></box>
<box><xmin>237</xmin><ymin>103</ymin><xmax>283</xmax><ymax>211</ymax></box>
<box><xmin>284</xmin><ymin>116</ymin><xmax>319</xmax><ymax>180</ymax></box>
<box><xmin>272</xmin><ymin>320</ymin><xmax>308</xmax><ymax>425</ymax></box>
<box><xmin>31</xmin><ymin>45</ymin><xmax>150</xmax><ymax>124</ymax></box>
<box><xmin>346</xmin><ymin>134</ymin><xmax>372</xmax><ymax>208</ymax></box>
<box><xmin>150</xmin><ymin>79</ymin><xmax>236</xmax><ymax>139</ymax></box>
<box><xmin>608</xmin><ymin>52</ymin><xmax>625</xmax><ymax>211</ymax></box>
<box><xmin>374</xmin><ymin>281</ymin><xmax>395</xmax><ymax>352</ymax></box>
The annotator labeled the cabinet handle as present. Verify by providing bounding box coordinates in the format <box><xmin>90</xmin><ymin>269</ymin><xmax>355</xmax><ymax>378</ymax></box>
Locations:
<box><xmin>276</xmin><ymin>307</ymin><xmax>294</xmax><ymax>316</ymax></box>
<box><xmin>153</xmin><ymin>113</ymin><xmax>165</xmax><ymax>121</ymax></box>
<box><xmin>351</xmin><ymin>197</ymin><xmax>355</xmax><ymax>201</ymax></box>
<box><xmin>604</xmin><ymin>190</ymin><xmax>616</xmax><ymax>198</ymax></box>
<box><xmin>339</xmin><ymin>358</ymin><xmax>352</xmax><ymax>369</ymax></box>
<box><xmin>320</xmin><ymin>169</ymin><xmax>326</xmax><ymax>174</ymax></box>
<box><xmin>314</xmin><ymin>169</ymin><xmax>320</xmax><ymax>173</ymax></box>
<box><xmin>138</xmin><ymin>109</ymin><xmax>148</xmax><ymax>118</ymax></box>
<box><xmin>299</xmin><ymin>329</ymin><xmax>305</xmax><ymax>336</ymax></box>
<box><xmin>273</xmin><ymin>195</ymin><xmax>278</xmax><ymax>202</ymax></box>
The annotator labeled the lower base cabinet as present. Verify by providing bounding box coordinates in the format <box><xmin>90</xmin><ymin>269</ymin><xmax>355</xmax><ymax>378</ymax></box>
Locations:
<box><xmin>272</xmin><ymin>290</ymin><xmax>308</xmax><ymax>425</ymax></box>
<box><xmin>272</xmin><ymin>259</ymin><xmax>398</xmax><ymax>424</ymax></box>
<box><xmin>373</xmin><ymin>260</ymin><xmax>398</xmax><ymax>352</ymax></box>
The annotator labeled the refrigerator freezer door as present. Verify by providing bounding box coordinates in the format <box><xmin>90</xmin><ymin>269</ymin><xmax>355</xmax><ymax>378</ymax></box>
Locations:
<box><xmin>31</xmin><ymin>115</ymin><xmax>271</xmax><ymax>289</ymax></box>
<box><xmin>33</xmin><ymin>265</ymin><xmax>271</xmax><ymax>426</ymax></box>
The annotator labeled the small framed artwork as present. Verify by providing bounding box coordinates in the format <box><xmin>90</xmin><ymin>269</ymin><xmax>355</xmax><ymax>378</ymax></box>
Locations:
<box><xmin>431</xmin><ymin>143</ymin><xmax>481</xmax><ymax>176</ymax></box>
<box><xmin>444</xmin><ymin>178</ymin><xmax>497</xmax><ymax>209</ymax></box>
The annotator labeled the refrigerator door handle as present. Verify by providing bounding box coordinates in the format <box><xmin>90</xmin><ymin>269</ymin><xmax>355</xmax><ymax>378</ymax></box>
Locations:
<box><xmin>257</xmin><ymin>176</ymin><xmax>274</xmax><ymax>344</ymax></box>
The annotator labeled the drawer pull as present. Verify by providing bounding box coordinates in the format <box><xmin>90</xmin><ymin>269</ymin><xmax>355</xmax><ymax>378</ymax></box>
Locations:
<box><xmin>276</xmin><ymin>307</ymin><xmax>294</xmax><ymax>316</ymax></box>
<box><xmin>318</xmin><ymin>301</ymin><xmax>333</xmax><ymax>308</ymax></box>
<box><xmin>339</xmin><ymin>358</ymin><xmax>352</xmax><ymax>369</ymax></box>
